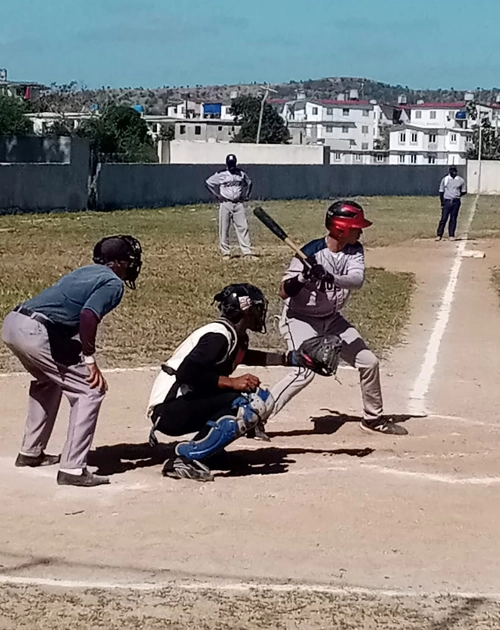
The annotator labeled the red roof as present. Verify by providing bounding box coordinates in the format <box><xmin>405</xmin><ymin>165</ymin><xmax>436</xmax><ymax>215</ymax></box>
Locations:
<box><xmin>400</xmin><ymin>102</ymin><xmax>467</xmax><ymax>109</ymax></box>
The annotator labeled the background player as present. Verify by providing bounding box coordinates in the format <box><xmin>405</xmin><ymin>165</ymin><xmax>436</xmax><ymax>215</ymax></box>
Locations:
<box><xmin>270</xmin><ymin>200</ymin><xmax>408</xmax><ymax>436</ymax></box>
<box><xmin>205</xmin><ymin>154</ymin><xmax>257</xmax><ymax>260</ymax></box>
<box><xmin>1</xmin><ymin>235</ymin><xmax>143</xmax><ymax>487</ymax></box>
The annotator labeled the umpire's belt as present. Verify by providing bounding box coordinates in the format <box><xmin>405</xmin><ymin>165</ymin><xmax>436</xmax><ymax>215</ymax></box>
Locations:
<box><xmin>14</xmin><ymin>305</ymin><xmax>54</xmax><ymax>328</ymax></box>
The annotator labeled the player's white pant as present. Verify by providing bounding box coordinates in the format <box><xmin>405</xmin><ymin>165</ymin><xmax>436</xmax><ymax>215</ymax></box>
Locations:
<box><xmin>270</xmin><ymin>312</ymin><xmax>383</xmax><ymax>421</ymax></box>
<box><xmin>219</xmin><ymin>201</ymin><xmax>252</xmax><ymax>256</ymax></box>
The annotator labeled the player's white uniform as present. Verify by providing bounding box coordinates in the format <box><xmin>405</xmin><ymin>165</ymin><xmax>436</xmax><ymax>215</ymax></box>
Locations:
<box><xmin>270</xmin><ymin>237</ymin><xmax>383</xmax><ymax>421</ymax></box>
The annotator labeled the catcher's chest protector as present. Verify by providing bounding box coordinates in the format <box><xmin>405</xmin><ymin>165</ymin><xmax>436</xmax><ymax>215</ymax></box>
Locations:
<box><xmin>147</xmin><ymin>321</ymin><xmax>238</xmax><ymax>416</ymax></box>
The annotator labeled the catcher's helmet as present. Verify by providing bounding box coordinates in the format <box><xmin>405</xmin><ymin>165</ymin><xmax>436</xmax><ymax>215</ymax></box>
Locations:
<box><xmin>213</xmin><ymin>283</ymin><xmax>268</xmax><ymax>333</ymax></box>
<box><xmin>325</xmin><ymin>200</ymin><xmax>372</xmax><ymax>233</ymax></box>
<box><xmin>93</xmin><ymin>235</ymin><xmax>143</xmax><ymax>290</ymax></box>
<box><xmin>226</xmin><ymin>154</ymin><xmax>237</xmax><ymax>168</ymax></box>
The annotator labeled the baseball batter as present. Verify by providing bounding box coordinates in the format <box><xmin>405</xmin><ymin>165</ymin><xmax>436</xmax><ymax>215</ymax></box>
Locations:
<box><xmin>1</xmin><ymin>235</ymin><xmax>143</xmax><ymax>487</ymax></box>
<box><xmin>205</xmin><ymin>154</ymin><xmax>257</xmax><ymax>259</ymax></box>
<box><xmin>270</xmin><ymin>200</ymin><xmax>408</xmax><ymax>435</ymax></box>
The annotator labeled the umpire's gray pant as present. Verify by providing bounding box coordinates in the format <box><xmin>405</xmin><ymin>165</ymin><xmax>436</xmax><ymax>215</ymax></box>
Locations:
<box><xmin>270</xmin><ymin>312</ymin><xmax>383</xmax><ymax>421</ymax></box>
<box><xmin>1</xmin><ymin>311</ymin><xmax>105</xmax><ymax>471</ymax></box>
<box><xmin>219</xmin><ymin>201</ymin><xmax>253</xmax><ymax>256</ymax></box>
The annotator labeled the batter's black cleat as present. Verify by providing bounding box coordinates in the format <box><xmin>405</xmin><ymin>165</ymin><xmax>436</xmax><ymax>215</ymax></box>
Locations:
<box><xmin>360</xmin><ymin>418</ymin><xmax>408</xmax><ymax>436</ymax></box>
<box><xmin>57</xmin><ymin>469</ymin><xmax>110</xmax><ymax>487</ymax></box>
<box><xmin>15</xmin><ymin>452</ymin><xmax>61</xmax><ymax>468</ymax></box>
<box><xmin>162</xmin><ymin>456</ymin><xmax>214</xmax><ymax>482</ymax></box>
<box><xmin>246</xmin><ymin>422</ymin><xmax>271</xmax><ymax>442</ymax></box>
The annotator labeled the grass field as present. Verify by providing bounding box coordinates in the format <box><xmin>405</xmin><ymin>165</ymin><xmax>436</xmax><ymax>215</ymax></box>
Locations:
<box><xmin>0</xmin><ymin>196</ymin><xmax>434</xmax><ymax>370</ymax></box>
<box><xmin>469</xmin><ymin>195</ymin><xmax>500</xmax><ymax>239</ymax></box>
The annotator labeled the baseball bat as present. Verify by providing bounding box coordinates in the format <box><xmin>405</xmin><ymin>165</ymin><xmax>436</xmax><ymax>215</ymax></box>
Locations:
<box><xmin>253</xmin><ymin>207</ymin><xmax>311</xmax><ymax>266</ymax></box>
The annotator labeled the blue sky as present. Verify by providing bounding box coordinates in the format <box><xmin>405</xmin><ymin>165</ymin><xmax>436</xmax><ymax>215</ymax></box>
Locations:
<box><xmin>0</xmin><ymin>0</ymin><xmax>497</xmax><ymax>90</ymax></box>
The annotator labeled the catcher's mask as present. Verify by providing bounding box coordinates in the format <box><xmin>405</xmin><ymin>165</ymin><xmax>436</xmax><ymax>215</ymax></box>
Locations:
<box><xmin>93</xmin><ymin>235</ymin><xmax>143</xmax><ymax>290</ymax></box>
<box><xmin>325</xmin><ymin>200</ymin><xmax>372</xmax><ymax>234</ymax></box>
<box><xmin>213</xmin><ymin>283</ymin><xmax>268</xmax><ymax>333</ymax></box>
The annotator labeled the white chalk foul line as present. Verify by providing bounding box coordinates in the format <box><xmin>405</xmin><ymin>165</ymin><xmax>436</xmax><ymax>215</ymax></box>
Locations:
<box><xmin>409</xmin><ymin>197</ymin><xmax>479</xmax><ymax>416</ymax></box>
<box><xmin>0</xmin><ymin>573</ymin><xmax>500</xmax><ymax>600</ymax></box>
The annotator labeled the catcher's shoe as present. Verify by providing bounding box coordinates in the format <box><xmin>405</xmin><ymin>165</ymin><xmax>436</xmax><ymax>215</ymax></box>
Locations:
<box><xmin>360</xmin><ymin>418</ymin><xmax>408</xmax><ymax>436</ymax></box>
<box><xmin>162</xmin><ymin>456</ymin><xmax>214</xmax><ymax>482</ymax></box>
<box><xmin>15</xmin><ymin>452</ymin><xmax>60</xmax><ymax>468</ymax></box>
<box><xmin>246</xmin><ymin>422</ymin><xmax>271</xmax><ymax>442</ymax></box>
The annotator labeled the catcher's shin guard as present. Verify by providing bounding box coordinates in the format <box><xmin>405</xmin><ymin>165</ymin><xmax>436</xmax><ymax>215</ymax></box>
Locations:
<box><xmin>176</xmin><ymin>388</ymin><xmax>274</xmax><ymax>461</ymax></box>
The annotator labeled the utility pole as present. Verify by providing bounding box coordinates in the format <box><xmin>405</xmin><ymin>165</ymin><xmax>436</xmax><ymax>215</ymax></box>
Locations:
<box><xmin>256</xmin><ymin>86</ymin><xmax>277</xmax><ymax>144</ymax></box>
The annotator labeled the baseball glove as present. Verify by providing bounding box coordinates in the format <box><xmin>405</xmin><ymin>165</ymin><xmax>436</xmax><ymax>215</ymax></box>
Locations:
<box><xmin>292</xmin><ymin>334</ymin><xmax>343</xmax><ymax>376</ymax></box>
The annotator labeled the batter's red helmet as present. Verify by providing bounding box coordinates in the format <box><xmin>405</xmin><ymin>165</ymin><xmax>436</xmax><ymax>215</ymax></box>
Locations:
<box><xmin>325</xmin><ymin>200</ymin><xmax>372</xmax><ymax>232</ymax></box>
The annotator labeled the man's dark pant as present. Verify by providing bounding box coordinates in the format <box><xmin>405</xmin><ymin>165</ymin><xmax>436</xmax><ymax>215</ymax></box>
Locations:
<box><xmin>437</xmin><ymin>198</ymin><xmax>461</xmax><ymax>238</ymax></box>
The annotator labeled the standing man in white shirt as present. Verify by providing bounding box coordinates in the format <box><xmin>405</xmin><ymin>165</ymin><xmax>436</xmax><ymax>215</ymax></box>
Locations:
<box><xmin>436</xmin><ymin>166</ymin><xmax>466</xmax><ymax>241</ymax></box>
<box><xmin>205</xmin><ymin>154</ymin><xmax>257</xmax><ymax>260</ymax></box>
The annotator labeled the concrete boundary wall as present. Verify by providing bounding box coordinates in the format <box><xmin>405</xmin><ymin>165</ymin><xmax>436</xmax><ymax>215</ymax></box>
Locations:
<box><xmin>467</xmin><ymin>160</ymin><xmax>500</xmax><ymax>194</ymax></box>
<box><xmin>96</xmin><ymin>164</ymin><xmax>456</xmax><ymax>210</ymax></box>
<box><xmin>161</xmin><ymin>140</ymin><xmax>329</xmax><ymax>165</ymax></box>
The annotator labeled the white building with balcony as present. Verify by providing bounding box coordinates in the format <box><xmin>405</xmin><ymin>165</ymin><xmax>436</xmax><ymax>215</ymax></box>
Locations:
<box><xmin>389</xmin><ymin>124</ymin><xmax>472</xmax><ymax>165</ymax></box>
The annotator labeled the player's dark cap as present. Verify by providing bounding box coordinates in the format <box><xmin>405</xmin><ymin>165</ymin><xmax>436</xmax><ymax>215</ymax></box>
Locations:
<box><xmin>226</xmin><ymin>154</ymin><xmax>237</xmax><ymax>168</ymax></box>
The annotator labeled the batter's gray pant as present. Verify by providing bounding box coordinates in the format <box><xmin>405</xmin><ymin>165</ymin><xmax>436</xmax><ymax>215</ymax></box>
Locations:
<box><xmin>271</xmin><ymin>313</ymin><xmax>383</xmax><ymax>421</ymax></box>
<box><xmin>1</xmin><ymin>311</ymin><xmax>105</xmax><ymax>470</ymax></box>
<box><xmin>219</xmin><ymin>201</ymin><xmax>253</xmax><ymax>256</ymax></box>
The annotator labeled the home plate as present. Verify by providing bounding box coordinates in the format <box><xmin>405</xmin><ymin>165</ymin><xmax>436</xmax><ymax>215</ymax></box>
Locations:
<box><xmin>462</xmin><ymin>250</ymin><xmax>486</xmax><ymax>258</ymax></box>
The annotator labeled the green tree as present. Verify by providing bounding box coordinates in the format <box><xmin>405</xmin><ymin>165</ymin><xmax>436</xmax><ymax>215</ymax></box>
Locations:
<box><xmin>230</xmin><ymin>95</ymin><xmax>290</xmax><ymax>144</ymax></box>
<box><xmin>0</xmin><ymin>95</ymin><xmax>33</xmax><ymax>135</ymax></box>
<box><xmin>77</xmin><ymin>104</ymin><xmax>157</xmax><ymax>162</ymax></box>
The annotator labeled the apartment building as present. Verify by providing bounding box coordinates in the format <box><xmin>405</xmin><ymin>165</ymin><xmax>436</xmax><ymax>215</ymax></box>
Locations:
<box><xmin>389</xmin><ymin>124</ymin><xmax>471</xmax><ymax>165</ymax></box>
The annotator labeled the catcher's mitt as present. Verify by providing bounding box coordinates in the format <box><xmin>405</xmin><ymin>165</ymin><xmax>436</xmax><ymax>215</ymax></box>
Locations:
<box><xmin>294</xmin><ymin>334</ymin><xmax>343</xmax><ymax>376</ymax></box>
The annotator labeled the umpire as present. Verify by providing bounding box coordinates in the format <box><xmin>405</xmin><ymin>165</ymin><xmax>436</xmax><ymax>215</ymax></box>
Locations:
<box><xmin>1</xmin><ymin>235</ymin><xmax>142</xmax><ymax>487</ymax></box>
<box><xmin>436</xmin><ymin>166</ymin><xmax>466</xmax><ymax>241</ymax></box>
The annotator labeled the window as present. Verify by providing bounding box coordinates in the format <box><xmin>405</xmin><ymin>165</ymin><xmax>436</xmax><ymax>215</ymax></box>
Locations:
<box><xmin>173</xmin><ymin>106</ymin><xmax>178</xmax><ymax>114</ymax></box>
<box><xmin>429</xmin><ymin>134</ymin><xmax>437</xmax><ymax>144</ymax></box>
<box><xmin>376</xmin><ymin>154</ymin><xmax>384</xmax><ymax>162</ymax></box>
<box><xmin>326</xmin><ymin>108</ymin><xmax>333</xmax><ymax>115</ymax></box>
<box><xmin>349</xmin><ymin>140</ymin><xmax>356</xmax><ymax>147</ymax></box>
<box><xmin>428</xmin><ymin>155</ymin><xmax>436</xmax><ymax>164</ymax></box>
<box><xmin>218</xmin><ymin>126</ymin><xmax>223</xmax><ymax>131</ymax></box>
<box><xmin>411</xmin><ymin>132</ymin><xmax>418</xmax><ymax>144</ymax></box>
<box><xmin>415</xmin><ymin>111</ymin><xmax>422</xmax><ymax>119</ymax></box>
<box><xmin>355</xmin><ymin>154</ymin><xmax>362</xmax><ymax>162</ymax></box>
<box><xmin>342</xmin><ymin>108</ymin><xmax>350</xmax><ymax>116</ymax></box>
<box><xmin>430</xmin><ymin>111</ymin><xmax>437</xmax><ymax>119</ymax></box>
<box><xmin>362</xmin><ymin>125</ymin><xmax>369</xmax><ymax>134</ymax></box>
<box><xmin>325</xmin><ymin>125</ymin><xmax>333</xmax><ymax>133</ymax></box>
<box><xmin>333</xmin><ymin>152</ymin><xmax>342</xmax><ymax>162</ymax></box>
<box><xmin>342</xmin><ymin>126</ymin><xmax>349</xmax><ymax>134</ymax></box>
<box><xmin>180</xmin><ymin>125</ymin><xmax>186</xmax><ymax>135</ymax></box>
<box><xmin>399</xmin><ymin>132</ymin><xmax>406</xmax><ymax>144</ymax></box>
<box><xmin>361</xmin><ymin>142</ymin><xmax>369</xmax><ymax>150</ymax></box>
<box><xmin>399</xmin><ymin>154</ymin><xmax>405</xmax><ymax>163</ymax></box>
<box><xmin>450</xmin><ymin>133</ymin><xmax>457</xmax><ymax>143</ymax></box>
<box><xmin>312</xmin><ymin>107</ymin><xmax>318</xmax><ymax>115</ymax></box>
<box><xmin>410</xmin><ymin>154</ymin><xmax>417</xmax><ymax>164</ymax></box>
<box><xmin>195</xmin><ymin>125</ymin><xmax>201</xmax><ymax>135</ymax></box>
<box><xmin>363</xmin><ymin>109</ymin><xmax>369</xmax><ymax>117</ymax></box>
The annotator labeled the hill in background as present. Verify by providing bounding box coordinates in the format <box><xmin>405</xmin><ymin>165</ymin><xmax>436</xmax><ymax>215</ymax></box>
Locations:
<box><xmin>34</xmin><ymin>76</ymin><xmax>500</xmax><ymax>114</ymax></box>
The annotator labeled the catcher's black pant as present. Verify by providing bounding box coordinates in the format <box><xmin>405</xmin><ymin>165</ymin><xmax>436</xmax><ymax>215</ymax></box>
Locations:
<box><xmin>152</xmin><ymin>390</ymin><xmax>241</xmax><ymax>438</ymax></box>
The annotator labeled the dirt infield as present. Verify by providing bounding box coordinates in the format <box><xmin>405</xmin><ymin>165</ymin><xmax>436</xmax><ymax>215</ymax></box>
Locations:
<box><xmin>2</xmin><ymin>200</ymin><xmax>500</xmax><ymax>628</ymax></box>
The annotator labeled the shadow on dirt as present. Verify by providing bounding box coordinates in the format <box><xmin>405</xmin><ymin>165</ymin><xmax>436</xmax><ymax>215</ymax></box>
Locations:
<box><xmin>268</xmin><ymin>410</ymin><xmax>417</xmax><ymax>438</ymax></box>
<box><xmin>88</xmin><ymin>440</ymin><xmax>374</xmax><ymax>478</ymax></box>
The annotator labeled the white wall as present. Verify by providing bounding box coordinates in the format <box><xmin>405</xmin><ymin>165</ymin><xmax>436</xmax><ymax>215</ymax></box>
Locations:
<box><xmin>161</xmin><ymin>140</ymin><xmax>326</xmax><ymax>164</ymax></box>
<box><xmin>467</xmin><ymin>160</ymin><xmax>500</xmax><ymax>194</ymax></box>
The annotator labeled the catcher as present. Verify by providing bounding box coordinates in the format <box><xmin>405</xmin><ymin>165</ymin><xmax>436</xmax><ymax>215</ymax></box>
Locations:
<box><xmin>270</xmin><ymin>200</ymin><xmax>408</xmax><ymax>436</ymax></box>
<box><xmin>147</xmin><ymin>283</ymin><xmax>341</xmax><ymax>482</ymax></box>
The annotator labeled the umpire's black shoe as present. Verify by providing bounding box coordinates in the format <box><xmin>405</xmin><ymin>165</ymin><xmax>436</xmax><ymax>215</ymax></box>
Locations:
<box><xmin>57</xmin><ymin>469</ymin><xmax>110</xmax><ymax>487</ymax></box>
<box><xmin>246</xmin><ymin>423</ymin><xmax>271</xmax><ymax>442</ymax></box>
<box><xmin>15</xmin><ymin>452</ymin><xmax>61</xmax><ymax>468</ymax></box>
<box><xmin>162</xmin><ymin>456</ymin><xmax>214</xmax><ymax>482</ymax></box>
